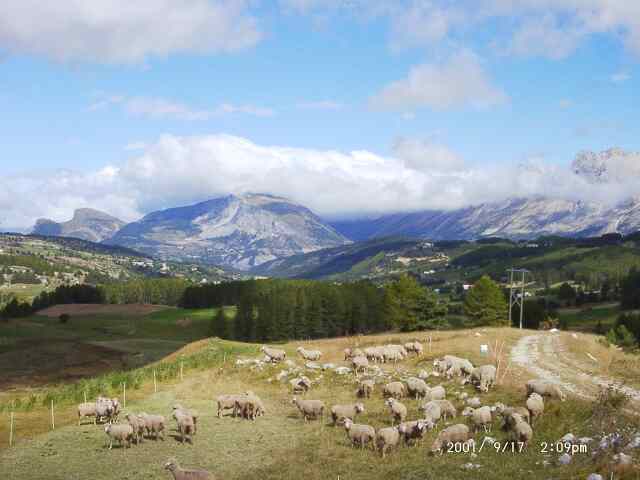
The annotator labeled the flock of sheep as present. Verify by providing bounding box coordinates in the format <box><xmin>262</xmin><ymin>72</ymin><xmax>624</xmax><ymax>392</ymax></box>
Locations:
<box><xmin>74</xmin><ymin>339</ymin><xmax>570</xmax><ymax>477</ymax></box>
<box><xmin>256</xmin><ymin>341</ymin><xmax>567</xmax><ymax>459</ymax></box>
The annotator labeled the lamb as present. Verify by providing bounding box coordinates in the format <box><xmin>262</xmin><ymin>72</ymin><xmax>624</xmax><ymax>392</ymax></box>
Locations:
<box><xmin>376</xmin><ymin>427</ymin><xmax>401</xmax><ymax>458</ymax></box>
<box><xmin>526</xmin><ymin>379</ymin><xmax>566</xmax><ymax>401</ymax></box>
<box><xmin>139</xmin><ymin>412</ymin><xmax>165</xmax><ymax>440</ymax></box>
<box><xmin>469</xmin><ymin>365</ymin><xmax>497</xmax><ymax>392</ymax></box>
<box><xmin>291</xmin><ymin>398</ymin><xmax>325</xmax><ymax>422</ymax></box>
<box><xmin>104</xmin><ymin>423</ymin><xmax>134</xmax><ymax>450</ymax></box>
<box><xmin>234</xmin><ymin>392</ymin><xmax>263</xmax><ymax>420</ymax></box>
<box><xmin>261</xmin><ymin>346</ymin><xmax>286</xmax><ymax>363</ymax></box>
<box><xmin>172</xmin><ymin>404</ymin><xmax>198</xmax><ymax>434</ymax></box>
<box><xmin>216</xmin><ymin>394</ymin><xmax>244</xmax><ymax>418</ymax></box>
<box><xmin>356</xmin><ymin>379</ymin><xmax>375</xmax><ymax>399</ymax></box>
<box><xmin>430</xmin><ymin>424</ymin><xmax>472</xmax><ymax>454</ymax></box>
<box><xmin>77</xmin><ymin>402</ymin><xmax>97</xmax><ymax>425</ymax></box>
<box><xmin>351</xmin><ymin>355</ymin><xmax>369</xmax><ymax>375</ymax></box>
<box><xmin>164</xmin><ymin>459</ymin><xmax>213</xmax><ymax>480</ymax></box>
<box><xmin>525</xmin><ymin>393</ymin><xmax>544</xmax><ymax>426</ymax></box>
<box><xmin>330</xmin><ymin>403</ymin><xmax>365</xmax><ymax>426</ymax></box>
<box><xmin>385</xmin><ymin>398</ymin><xmax>407</xmax><ymax>425</ymax></box>
<box><xmin>382</xmin><ymin>347</ymin><xmax>403</xmax><ymax>364</ymax></box>
<box><xmin>424</xmin><ymin>385</ymin><xmax>446</xmax><ymax>401</ymax></box>
<box><xmin>343</xmin><ymin>418</ymin><xmax>376</xmax><ymax>449</ymax></box>
<box><xmin>398</xmin><ymin>420</ymin><xmax>430</xmax><ymax>445</ymax></box>
<box><xmin>95</xmin><ymin>398</ymin><xmax>115</xmax><ymax>425</ymax></box>
<box><xmin>406</xmin><ymin>377</ymin><xmax>429</xmax><ymax>399</ymax></box>
<box><xmin>420</xmin><ymin>401</ymin><xmax>442</xmax><ymax>424</ymax></box>
<box><xmin>509</xmin><ymin>413</ymin><xmax>533</xmax><ymax>446</ymax></box>
<box><xmin>297</xmin><ymin>347</ymin><xmax>322</xmax><ymax>361</ymax></box>
<box><xmin>383</xmin><ymin>381</ymin><xmax>407</xmax><ymax>399</ymax></box>
<box><xmin>432</xmin><ymin>400</ymin><xmax>457</xmax><ymax>420</ymax></box>
<box><xmin>463</xmin><ymin>406</ymin><xmax>493</xmax><ymax>433</ymax></box>
<box><xmin>125</xmin><ymin>413</ymin><xmax>145</xmax><ymax>444</ymax></box>
<box><xmin>173</xmin><ymin>411</ymin><xmax>195</xmax><ymax>444</ymax></box>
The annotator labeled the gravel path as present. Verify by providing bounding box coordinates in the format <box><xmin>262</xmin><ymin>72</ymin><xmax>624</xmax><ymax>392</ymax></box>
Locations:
<box><xmin>511</xmin><ymin>332</ymin><xmax>640</xmax><ymax>407</ymax></box>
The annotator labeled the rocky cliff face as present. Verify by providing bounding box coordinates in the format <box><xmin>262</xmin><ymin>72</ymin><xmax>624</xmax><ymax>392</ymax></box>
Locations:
<box><xmin>106</xmin><ymin>193</ymin><xmax>349</xmax><ymax>270</ymax></box>
<box><xmin>32</xmin><ymin>208</ymin><xmax>125</xmax><ymax>243</ymax></box>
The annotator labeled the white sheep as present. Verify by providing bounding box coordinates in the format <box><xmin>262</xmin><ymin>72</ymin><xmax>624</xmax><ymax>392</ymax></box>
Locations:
<box><xmin>383</xmin><ymin>381</ymin><xmax>407</xmax><ymax>399</ymax></box>
<box><xmin>351</xmin><ymin>355</ymin><xmax>369</xmax><ymax>375</ymax></box>
<box><xmin>125</xmin><ymin>413</ymin><xmax>145</xmax><ymax>444</ymax></box>
<box><xmin>216</xmin><ymin>394</ymin><xmax>245</xmax><ymax>418</ymax></box>
<box><xmin>424</xmin><ymin>385</ymin><xmax>446</xmax><ymax>401</ymax></box>
<box><xmin>174</xmin><ymin>411</ymin><xmax>195</xmax><ymax>444</ymax></box>
<box><xmin>139</xmin><ymin>413</ymin><xmax>165</xmax><ymax>440</ymax></box>
<box><xmin>494</xmin><ymin>403</ymin><xmax>531</xmax><ymax>430</ymax></box>
<box><xmin>261</xmin><ymin>346</ymin><xmax>286</xmax><ymax>363</ymax></box>
<box><xmin>290</xmin><ymin>376</ymin><xmax>312</xmax><ymax>394</ymax></box>
<box><xmin>463</xmin><ymin>406</ymin><xmax>493</xmax><ymax>433</ymax></box>
<box><xmin>432</xmin><ymin>400</ymin><xmax>457</xmax><ymax>420</ymax></box>
<box><xmin>376</xmin><ymin>427</ymin><xmax>401</xmax><ymax>458</ymax></box>
<box><xmin>330</xmin><ymin>403</ymin><xmax>365</xmax><ymax>425</ymax></box>
<box><xmin>421</xmin><ymin>401</ymin><xmax>442</xmax><ymax>424</ymax></box>
<box><xmin>291</xmin><ymin>397</ymin><xmax>325</xmax><ymax>422</ymax></box>
<box><xmin>469</xmin><ymin>365</ymin><xmax>497</xmax><ymax>392</ymax></box>
<box><xmin>104</xmin><ymin>423</ymin><xmax>134</xmax><ymax>450</ymax></box>
<box><xmin>356</xmin><ymin>379</ymin><xmax>375</xmax><ymax>399</ymax></box>
<box><xmin>526</xmin><ymin>379</ymin><xmax>566</xmax><ymax>401</ymax></box>
<box><xmin>406</xmin><ymin>377</ymin><xmax>429</xmax><ymax>399</ymax></box>
<box><xmin>385</xmin><ymin>398</ymin><xmax>407</xmax><ymax>425</ymax></box>
<box><xmin>297</xmin><ymin>347</ymin><xmax>322</xmax><ymax>361</ymax></box>
<box><xmin>343</xmin><ymin>418</ymin><xmax>376</xmax><ymax>449</ymax></box>
<box><xmin>526</xmin><ymin>393</ymin><xmax>544</xmax><ymax>426</ymax></box>
<box><xmin>77</xmin><ymin>402</ymin><xmax>97</xmax><ymax>426</ymax></box>
<box><xmin>164</xmin><ymin>459</ymin><xmax>213</xmax><ymax>480</ymax></box>
<box><xmin>172</xmin><ymin>404</ymin><xmax>198</xmax><ymax>434</ymax></box>
<box><xmin>509</xmin><ymin>413</ymin><xmax>533</xmax><ymax>446</ymax></box>
<box><xmin>430</xmin><ymin>424</ymin><xmax>472</xmax><ymax>454</ymax></box>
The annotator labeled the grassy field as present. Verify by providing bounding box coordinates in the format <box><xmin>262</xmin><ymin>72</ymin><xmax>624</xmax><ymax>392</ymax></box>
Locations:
<box><xmin>557</xmin><ymin>303</ymin><xmax>621</xmax><ymax>332</ymax></box>
<box><xmin>0</xmin><ymin>325</ymin><xmax>638</xmax><ymax>480</ymax></box>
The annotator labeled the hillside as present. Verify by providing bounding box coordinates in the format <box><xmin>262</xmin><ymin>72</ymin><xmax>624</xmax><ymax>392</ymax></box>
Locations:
<box><xmin>32</xmin><ymin>208</ymin><xmax>125</xmax><ymax>243</ymax></box>
<box><xmin>1</xmin><ymin>317</ymin><xmax>637</xmax><ymax>479</ymax></box>
<box><xmin>107</xmin><ymin>193</ymin><xmax>349</xmax><ymax>270</ymax></box>
<box><xmin>0</xmin><ymin>234</ymin><xmax>237</xmax><ymax>302</ymax></box>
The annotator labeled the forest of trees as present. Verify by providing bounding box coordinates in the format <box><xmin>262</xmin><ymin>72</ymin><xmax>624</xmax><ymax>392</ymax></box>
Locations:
<box><xmin>101</xmin><ymin>278</ymin><xmax>188</xmax><ymax>306</ymax></box>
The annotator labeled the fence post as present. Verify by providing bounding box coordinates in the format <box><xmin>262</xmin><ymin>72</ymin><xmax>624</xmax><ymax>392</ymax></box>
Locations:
<box><xmin>84</xmin><ymin>390</ymin><xmax>87</xmax><ymax>403</ymax></box>
<box><xmin>180</xmin><ymin>361</ymin><xmax>184</xmax><ymax>381</ymax></box>
<box><xmin>50</xmin><ymin>400</ymin><xmax>55</xmax><ymax>430</ymax></box>
<box><xmin>9</xmin><ymin>411</ymin><xmax>14</xmax><ymax>447</ymax></box>
<box><xmin>123</xmin><ymin>382</ymin><xmax>126</xmax><ymax>408</ymax></box>
<box><xmin>153</xmin><ymin>370</ymin><xmax>157</xmax><ymax>393</ymax></box>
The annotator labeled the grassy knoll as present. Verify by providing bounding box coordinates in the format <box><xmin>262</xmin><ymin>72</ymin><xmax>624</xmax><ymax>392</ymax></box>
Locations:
<box><xmin>557</xmin><ymin>303</ymin><xmax>621</xmax><ymax>332</ymax></box>
<box><xmin>1</xmin><ymin>329</ymin><xmax>638</xmax><ymax>479</ymax></box>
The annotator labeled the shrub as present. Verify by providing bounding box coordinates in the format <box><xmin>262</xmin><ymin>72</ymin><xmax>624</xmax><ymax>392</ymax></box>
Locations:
<box><xmin>59</xmin><ymin>313</ymin><xmax>70</xmax><ymax>324</ymax></box>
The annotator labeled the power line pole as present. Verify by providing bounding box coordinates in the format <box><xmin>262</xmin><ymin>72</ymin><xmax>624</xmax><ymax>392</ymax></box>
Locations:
<box><xmin>507</xmin><ymin>268</ymin><xmax>529</xmax><ymax>329</ymax></box>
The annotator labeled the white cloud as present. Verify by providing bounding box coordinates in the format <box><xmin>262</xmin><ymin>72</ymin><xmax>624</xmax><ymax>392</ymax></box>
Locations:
<box><xmin>610</xmin><ymin>72</ymin><xmax>631</xmax><ymax>83</ymax></box>
<box><xmin>559</xmin><ymin>99</ymin><xmax>573</xmax><ymax>109</ymax></box>
<box><xmin>296</xmin><ymin>100</ymin><xmax>344</xmax><ymax>110</ymax></box>
<box><xmin>3</xmin><ymin>133</ymin><xmax>640</xmax><ymax>230</ymax></box>
<box><xmin>124</xmin><ymin>141</ymin><xmax>148</xmax><ymax>151</ymax></box>
<box><xmin>89</xmin><ymin>94</ymin><xmax>275</xmax><ymax>120</ymax></box>
<box><xmin>370</xmin><ymin>50</ymin><xmax>508</xmax><ymax>111</ymax></box>
<box><xmin>0</xmin><ymin>0</ymin><xmax>261</xmax><ymax>64</ymax></box>
<box><xmin>392</xmin><ymin>137</ymin><xmax>465</xmax><ymax>171</ymax></box>
<box><xmin>506</xmin><ymin>14</ymin><xmax>585</xmax><ymax>59</ymax></box>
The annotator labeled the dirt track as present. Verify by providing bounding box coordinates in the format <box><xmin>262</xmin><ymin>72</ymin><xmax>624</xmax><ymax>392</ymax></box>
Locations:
<box><xmin>511</xmin><ymin>332</ymin><xmax>640</xmax><ymax>407</ymax></box>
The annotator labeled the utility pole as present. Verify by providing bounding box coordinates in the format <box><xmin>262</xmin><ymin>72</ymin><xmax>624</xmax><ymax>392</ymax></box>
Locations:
<box><xmin>507</xmin><ymin>268</ymin><xmax>530</xmax><ymax>329</ymax></box>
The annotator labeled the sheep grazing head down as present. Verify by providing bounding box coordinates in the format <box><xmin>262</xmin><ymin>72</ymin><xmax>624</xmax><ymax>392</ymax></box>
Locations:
<box><xmin>164</xmin><ymin>459</ymin><xmax>178</xmax><ymax>472</ymax></box>
<box><xmin>355</xmin><ymin>403</ymin><xmax>365</xmax><ymax>414</ymax></box>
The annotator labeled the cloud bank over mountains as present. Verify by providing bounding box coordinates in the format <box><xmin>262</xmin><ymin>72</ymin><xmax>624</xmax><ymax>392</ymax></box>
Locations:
<box><xmin>2</xmin><ymin>134</ymin><xmax>639</xmax><ymax>231</ymax></box>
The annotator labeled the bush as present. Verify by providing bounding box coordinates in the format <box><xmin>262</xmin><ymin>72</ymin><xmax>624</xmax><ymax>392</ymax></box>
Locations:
<box><xmin>59</xmin><ymin>313</ymin><xmax>70</xmax><ymax>324</ymax></box>
<box><xmin>605</xmin><ymin>325</ymin><xmax>637</xmax><ymax>349</ymax></box>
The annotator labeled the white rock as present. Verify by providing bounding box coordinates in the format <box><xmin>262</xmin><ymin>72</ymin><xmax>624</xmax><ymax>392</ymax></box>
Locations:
<box><xmin>418</xmin><ymin>370</ymin><xmax>430</xmax><ymax>380</ymax></box>
<box><xmin>586</xmin><ymin>474</ymin><xmax>603</xmax><ymax>480</ymax></box>
<box><xmin>285</xmin><ymin>359</ymin><xmax>297</xmax><ymax>368</ymax></box>
<box><xmin>578</xmin><ymin>437</ymin><xmax>593</xmax><ymax>445</ymax></box>
<box><xmin>322</xmin><ymin>363</ymin><xmax>336</xmax><ymax>370</ymax></box>
<box><xmin>560</xmin><ymin>433</ymin><xmax>576</xmax><ymax>444</ymax></box>
<box><xmin>483</xmin><ymin>436</ymin><xmax>497</xmax><ymax>445</ymax></box>
<box><xmin>558</xmin><ymin>454</ymin><xmax>572</xmax><ymax>465</ymax></box>
<box><xmin>458</xmin><ymin>392</ymin><xmax>469</xmax><ymax>401</ymax></box>
<box><xmin>306</xmin><ymin>362</ymin><xmax>322</xmax><ymax>370</ymax></box>
<box><xmin>334</xmin><ymin>367</ymin><xmax>351</xmax><ymax>375</ymax></box>
<box><xmin>626</xmin><ymin>435</ymin><xmax>640</xmax><ymax>449</ymax></box>
<box><xmin>461</xmin><ymin>463</ymin><xmax>481</xmax><ymax>470</ymax></box>
<box><xmin>466</xmin><ymin>397</ymin><xmax>481</xmax><ymax>408</ymax></box>
<box><xmin>276</xmin><ymin>370</ymin><xmax>289</xmax><ymax>382</ymax></box>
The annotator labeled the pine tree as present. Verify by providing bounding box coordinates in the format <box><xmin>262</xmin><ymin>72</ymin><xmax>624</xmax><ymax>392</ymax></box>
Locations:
<box><xmin>210</xmin><ymin>308</ymin><xmax>228</xmax><ymax>338</ymax></box>
<box><xmin>463</xmin><ymin>275</ymin><xmax>508</xmax><ymax>326</ymax></box>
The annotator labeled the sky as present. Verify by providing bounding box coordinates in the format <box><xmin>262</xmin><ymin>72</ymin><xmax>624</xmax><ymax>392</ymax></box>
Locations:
<box><xmin>1</xmin><ymin>0</ymin><xmax>639</xmax><ymax>229</ymax></box>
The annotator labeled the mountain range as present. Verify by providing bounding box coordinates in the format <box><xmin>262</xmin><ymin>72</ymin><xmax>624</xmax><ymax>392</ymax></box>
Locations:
<box><xmin>28</xmin><ymin>149</ymin><xmax>640</xmax><ymax>271</ymax></box>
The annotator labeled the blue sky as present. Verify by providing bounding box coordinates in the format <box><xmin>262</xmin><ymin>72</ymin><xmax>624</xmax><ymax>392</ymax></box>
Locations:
<box><xmin>1</xmin><ymin>0</ymin><xmax>639</xmax><ymax>228</ymax></box>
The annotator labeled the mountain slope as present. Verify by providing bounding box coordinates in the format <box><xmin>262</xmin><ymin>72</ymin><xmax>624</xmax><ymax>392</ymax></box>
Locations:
<box><xmin>107</xmin><ymin>193</ymin><xmax>349</xmax><ymax>270</ymax></box>
<box><xmin>32</xmin><ymin>208</ymin><xmax>125</xmax><ymax>243</ymax></box>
